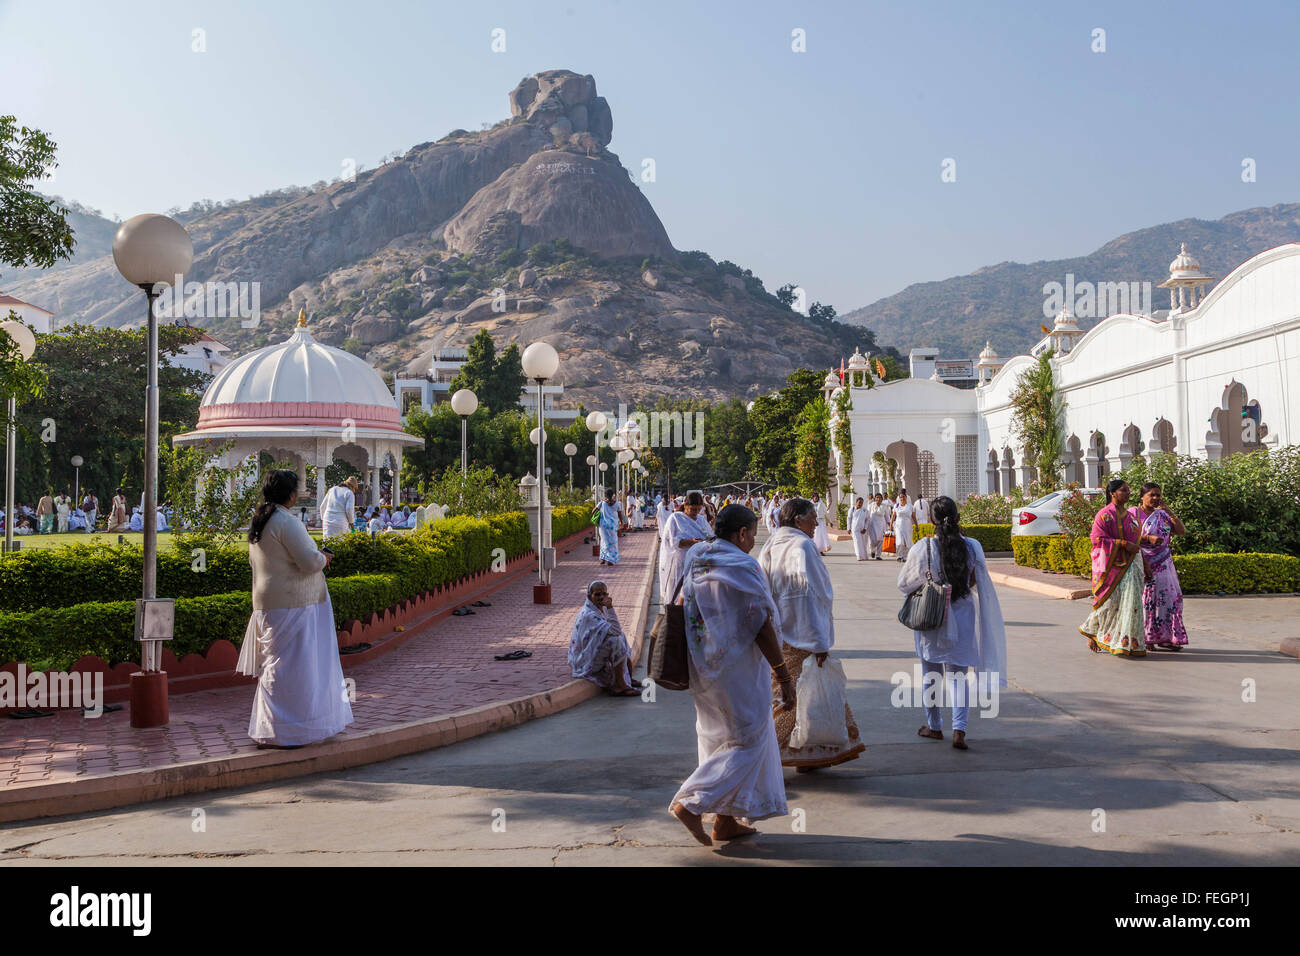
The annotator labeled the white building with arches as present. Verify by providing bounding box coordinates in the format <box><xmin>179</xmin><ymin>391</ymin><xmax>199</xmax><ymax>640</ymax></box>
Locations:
<box><xmin>841</xmin><ymin>242</ymin><xmax>1300</xmax><ymax>502</ymax></box>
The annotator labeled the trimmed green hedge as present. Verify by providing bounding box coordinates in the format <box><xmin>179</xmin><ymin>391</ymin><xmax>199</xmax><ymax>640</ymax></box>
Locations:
<box><xmin>1012</xmin><ymin>534</ymin><xmax>1300</xmax><ymax>594</ymax></box>
<box><xmin>916</xmin><ymin>523</ymin><xmax>1012</xmax><ymax>553</ymax></box>
<box><xmin>0</xmin><ymin>508</ymin><xmax>586</xmax><ymax>671</ymax></box>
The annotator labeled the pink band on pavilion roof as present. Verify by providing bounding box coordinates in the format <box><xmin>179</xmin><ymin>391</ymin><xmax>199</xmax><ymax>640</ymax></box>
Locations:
<box><xmin>196</xmin><ymin>401</ymin><xmax>403</xmax><ymax>430</ymax></box>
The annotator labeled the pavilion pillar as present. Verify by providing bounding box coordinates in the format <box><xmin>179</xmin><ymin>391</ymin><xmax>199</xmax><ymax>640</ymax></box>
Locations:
<box><xmin>296</xmin><ymin>458</ymin><xmax>308</xmax><ymax>503</ymax></box>
<box><xmin>370</xmin><ymin>466</ymin><xmax>380</xmax><ymax>506</ymax></box>
<box><xmin>392</xmin><ymin>452</ymin><xmax>401</xmax><ymax>506</ymax></box>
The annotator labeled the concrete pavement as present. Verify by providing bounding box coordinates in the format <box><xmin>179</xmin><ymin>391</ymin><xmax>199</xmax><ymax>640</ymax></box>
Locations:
<box><xmin>1</xmin><ymin>533</ymin><xmax>1296</xmax><ymax>865</ymax></box>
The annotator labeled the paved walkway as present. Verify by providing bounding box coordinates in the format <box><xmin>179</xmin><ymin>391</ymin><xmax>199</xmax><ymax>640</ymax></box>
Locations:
<box><xmin>2</xmin><ymin>531</ymin><xmax>1296</xmax><ymax>864</ymax></box>
<box><xmin>0</xmin><ymin>528</ymin><xmax>659</xmax><ymax>819</ymax></box>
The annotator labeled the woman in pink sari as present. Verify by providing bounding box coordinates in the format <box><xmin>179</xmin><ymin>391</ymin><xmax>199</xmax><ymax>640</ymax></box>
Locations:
<box><xmin>1079</xmin><ymin>479</ymin><xmax>1146</xmax><ymax>657</ymax></box>
<box><xmin>1137</xmin><ymin>482</ymin><xmax>1189</xmax><ymax>650</ymax></box>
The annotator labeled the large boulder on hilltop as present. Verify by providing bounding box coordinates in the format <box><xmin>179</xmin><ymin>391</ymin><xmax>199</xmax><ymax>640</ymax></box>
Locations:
<box><xmin>443</xmin><ymin>150</ymin><xmax>674</xmax><ymax>260</ymax></box>
<box><xmin>508</xmin><ymin>70</ymin><xmax>612</xmax><ymax>146</ymax></box>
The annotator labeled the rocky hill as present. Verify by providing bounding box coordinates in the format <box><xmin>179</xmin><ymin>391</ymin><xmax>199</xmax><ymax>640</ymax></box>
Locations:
<box><xmin>842</xmin><ymin>203</ymin><xmax>1300</xmax><ymax>360</ymax></box>
<box><xmin>7</xmin><ymin>69</ymin><xmax>889</xmax><ymax>406</ymax></box>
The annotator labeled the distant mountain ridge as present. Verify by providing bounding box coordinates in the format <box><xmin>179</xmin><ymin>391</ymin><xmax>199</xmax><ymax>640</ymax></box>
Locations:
<box><xmin>4</xmin><ymin>69</ymin><xmax>893</xmax><ymax>407</ymax></box>
<box><xmin>842</xmin><ymin>203</ymin><xmax>1300</xmax><ymax>360</ymax></box>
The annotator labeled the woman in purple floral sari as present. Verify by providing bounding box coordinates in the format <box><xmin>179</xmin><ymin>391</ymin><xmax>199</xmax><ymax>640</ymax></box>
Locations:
<box><xmin>1137</xmin><ymin>482</ymin><xmax>1189</xmax><ymax>650</ymax></box>
<box><xmin>1079</xmin><ymin>479</ymin><xmax>1146</xmax><ymax>657</ymax></box>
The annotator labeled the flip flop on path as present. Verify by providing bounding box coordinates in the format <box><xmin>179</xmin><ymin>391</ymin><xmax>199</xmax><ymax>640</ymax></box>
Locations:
<box><xmin>494</xmin><ymin>650</ymin><xmax>532</xmax><ymax>661</ymax></box>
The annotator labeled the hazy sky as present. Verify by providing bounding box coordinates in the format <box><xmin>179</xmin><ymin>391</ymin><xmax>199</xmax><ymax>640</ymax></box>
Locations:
<box><xmin>4</xmin><ymin>0</ymin><xmax>1298</xmax><ymax>310</ymax></box>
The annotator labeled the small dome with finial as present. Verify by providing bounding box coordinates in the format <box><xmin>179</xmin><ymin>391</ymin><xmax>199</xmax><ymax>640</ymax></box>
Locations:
<box><xmin>1169</xmin><ymin>242</ymin><xmax>1203</xmax><ymax>277</ymax></box>
<box><xmin>977</xmin><ymin>341</ymin><xmax>1000</xmax><ymax>365</ymax></box>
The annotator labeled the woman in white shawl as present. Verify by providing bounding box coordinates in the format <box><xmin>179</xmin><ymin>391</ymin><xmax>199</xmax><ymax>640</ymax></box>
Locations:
<box><xmin>671</xmin><ymin>505</ymin><xmax>794</xmax><ymax>845</ymax></box>
<box><xmin>568</xmin><ymin>581</ymin><xmax>641</xmax><ymax>696</ymax></box>
<box><xmin>237</xmin><ymin>470</ymin><xmax>354</xmax><ymax>748</ymax></box>
<box><xmin>867</xmin><ymin>493</ymin><xmax>888</xmax><ymax>560</ymax></box>
<box><xmin>810</xmin><ymin>493</ymin><xmax>832</xmax><ymax>554</ymax></box>
<box><xmin>319</xmin><ymin>476</ymin><xmax>358</xmax><ymax>538</ymax></box>
<box><xmin>597</xmin><ymin>488</ymin><xmax>625</xmax><ymax>566</ymax></box>
<box><xmin>660</xmin><ymin>490</ymin><xmax>711</xmax><ymax>604</ymax></box>
<box><xmin>759</xmin><ymin>498</ymin><xmax>865</xmax><ymax>770</ymax></box>
<box><xmin>896</xmin><ymin>495</ymin><xmax>1007</xmax><ymax>750</ymax></box>
<box><xmin>892</xmin><ymin>490</ymin><xmax>918</xmax><ymax>561</ymax></box>
<box><xmin>848</xmin><ymin>496</ymin><xmax>870</xmax><ymax>561</ymax></box>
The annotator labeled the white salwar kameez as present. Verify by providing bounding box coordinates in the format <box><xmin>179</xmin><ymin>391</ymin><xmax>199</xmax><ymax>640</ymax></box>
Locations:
<box><xmin>660</xmin><ymin>510</ymin><xmax>711</xmax><ymax>604</ymax></box>
<box><xmin>892</xmin><ymin>500</ymin><xmax>918</xmax><ymax>560</ymax></box>
<box><xmin>867</xmin><ymin>502</ymin><xmax>887</xmax><ymax>558</ymax></box>
<box><xmin>319</xmin><ymin>484</ymin><xmax>355</xmax><ymax>538</ymax></box>
<box><xmin>238</xmin><ymin>598</ymin><xmax>354</xmax><ymax>746</ymax></box>
<box><xmin>848</xmin><ymin>505</ymin><xmax>869</xmax><ymax>560</ymax></box>
<box><xmin>671</xmin><ymin>539</ymin><xmax>786</xmax><ymax>822</ymax></box>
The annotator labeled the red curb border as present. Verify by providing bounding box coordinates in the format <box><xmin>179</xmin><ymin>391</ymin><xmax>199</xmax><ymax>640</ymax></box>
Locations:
<box><xmin>0</xmin><ymin>534</ymin><xmax>658</xmax><ymax>825</ymax></box>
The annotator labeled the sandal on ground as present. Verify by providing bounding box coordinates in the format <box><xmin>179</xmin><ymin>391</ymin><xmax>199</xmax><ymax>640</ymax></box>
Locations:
<box><xmin>952</xmin><ymin>730</ymin><xmax>968</xmax><ymax>750</ymax></box>
<box><xmin>471</xmin><ymin>601</ymin><xmax>491</xmax><ymax>607</ymax></box>
<box><xmin>917</xmin><ymin>726</ymin><xmax>944</xmax><ymax>740</ymax></box>
<box><xmin>609</xmin><ymin>687</ymin><xmax>640</xmax><ymax>697</ymax></box>
<box><xmin>493</xmin><ymin>650</ymin><xmax>533</xmax><ymax>661</ymax></box>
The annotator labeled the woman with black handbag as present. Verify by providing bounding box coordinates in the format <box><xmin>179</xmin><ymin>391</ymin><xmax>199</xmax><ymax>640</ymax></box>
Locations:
<box><xmin>897</xmin><ymin>496</ymin><xmax>1007</xmax><ymax>750</ymax></box>
<box><xmin>670</xmin><ymin>505</ymin><xmax>794</xmax><ymax>846</ymax></box>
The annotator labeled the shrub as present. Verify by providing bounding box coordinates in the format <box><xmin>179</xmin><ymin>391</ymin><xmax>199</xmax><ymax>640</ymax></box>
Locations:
<box><xmin>957</xmin><ymin>494</ymin><xmax>1012</xmax><ymax>524</ymax></box>
<box><xmin>916</xmin><ymin>523</ymin><xmax>1011</xmax><ymax>553</ymax></box>
<box><xmin>1172</xmin><ymin>553</ymin><xmax>1300</xmax><ymax>595</ymax></box>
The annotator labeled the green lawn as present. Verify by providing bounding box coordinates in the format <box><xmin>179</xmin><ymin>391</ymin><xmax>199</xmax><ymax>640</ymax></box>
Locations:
<box><xmin>5</xmin><ymin>528</ymin><xmax>411</xmax><ymax>552</ymax></box>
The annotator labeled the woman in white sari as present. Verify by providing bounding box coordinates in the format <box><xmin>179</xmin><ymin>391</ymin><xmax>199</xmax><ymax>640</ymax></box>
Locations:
<box><xmin>760</xmin><ymin>498</ymin><xmax>865</xmax><ymax>770</ymax></box>
<box><xmin>237</xmin><ymin>470</ymin><xmax>354</xmax><ymax>748</ymax></box>
<box><xmin>671</xmin><ymin>505</ymin><xmax>794</xmax><ymax>845</ymax></box>
<box><xmin>897</xmin><ymin>496</ymin><xmax>1007</xmax><ymax>750</ymax></box>
<box><xmin>867</xmin><ymin>493</ymin><xmax>888</xmax><ymax>560</ymax></box>
<box><xmin>810</xmin><ymin>492</ymin><xmax>832</xmax><ymax>554</ymax></box>
<box><xmin>660</xmin><ymin>490</ymin><xmax>711</xmax><ymax>604</ymax></box>
<box><xmin>848</xmin><ymin>496</ymin><xmax>869</xmax><ymax>561</ymax></box>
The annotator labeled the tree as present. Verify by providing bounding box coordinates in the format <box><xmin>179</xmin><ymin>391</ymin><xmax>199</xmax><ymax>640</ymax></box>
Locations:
<box><xmin>488</xmin><ymin>342</ymin><xmax>527</xmax><ymax>414</ymax></box>
<box><xmin>448</xmin><ymin>329</ymin><xmax>527</xmax><ymax>415</ymax></box>
<box><xmin>746</xmin><ymin>368</ymin><xmax>825</xmax><ymax>486</ymax></box>
<box><xmin>775</xmin><ymin>283</ymin><xmax>798</xmax><ymax>309</ymax></box>
<box><xmin>793</xmin><ymin>398</ymin><xmax>831</xmax><ymax>496</ymax></box>
<box><xmin>1010</xmin><ymin>349</ymin><xmax>1065</xmax><ymax>490</ymax></box>
<box><xmin>0</xmin><ymin>324</ymin><xmax>208</xmax><ymax>504</ymax></box>
<box><xmin>161</xmin><ymin>440</ymin><xmax>264</xmax><ymax>547</ymax></box>
<box><xmin>0</xmin><ymin>115</ymin><xmax>75</xmax><ymax>276</ymax></box>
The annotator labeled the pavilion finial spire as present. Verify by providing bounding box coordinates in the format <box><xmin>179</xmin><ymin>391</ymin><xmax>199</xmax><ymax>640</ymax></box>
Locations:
<box><xmin>296</xmin><ymin>307</ymin><xmax>307</xmax><ymax>328</ymax></box>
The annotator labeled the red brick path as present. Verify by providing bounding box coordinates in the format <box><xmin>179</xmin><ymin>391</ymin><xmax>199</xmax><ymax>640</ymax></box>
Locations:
<box><xmin>0</xmin><ymin>527</ymin><xmax>657</xmax><ymax>810</ymax></box>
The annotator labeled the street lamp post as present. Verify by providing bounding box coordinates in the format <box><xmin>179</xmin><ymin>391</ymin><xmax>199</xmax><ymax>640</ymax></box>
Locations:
<box><xmin>522</xmin><ymin>342</ymin><xmax>559</xmax><ymax>604</ymax></box>
<box><xmin>585</xmin><ymin>454</ymin><xmax>597</xmax><ymax>490</ymax></box>
<box><xmin>450</xmin><ymin>388</ymin><xmax>477</xmax><ymax>475</ymax></box>
<box><xmin>1</xmin><ymin>320</ymin><xmax>36</xmax><ymax>556</ymax></box>
<box><xmin>71</xmin><ymin>455</ymin><xmax>84</xmax><ymax>505</ymax></box>
<box><xmin>585</xmin><ymin>411</ymin><xmax>607</xmax><ymax>496</ymax></box>
<box><xmin>609</xmin><ymin>434</ymin><xmax>626</xmax><ymax>514</ymax></box>
<box><xmin>113</xmin><ymin>213</ymin><xmax>193</xmax><ymax>729</ymax></box>
<box><xmin>564</xmin><ymin>442</ymin><xmax>577</xmax><ymax>489</ymax></box>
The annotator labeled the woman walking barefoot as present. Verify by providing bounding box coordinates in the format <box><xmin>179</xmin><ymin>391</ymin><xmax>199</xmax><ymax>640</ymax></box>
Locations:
<box><xmin>670</xmin><ymin>505</ymin><xmax>794</xmax><ymax>846</ymax></box>
<box><xmin>1136</xmin><ymin>482</ymin><xmax>1189</xmax><ymax>651</ymax></box>
<box><xmin>1079</xmin><ymin>480</ymin><xmax>1147</xmax><ymax>657</ymax></box>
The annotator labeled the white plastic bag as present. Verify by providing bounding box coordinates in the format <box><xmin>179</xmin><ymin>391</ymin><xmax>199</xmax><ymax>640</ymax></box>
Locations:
<box><xmin>789</xmin><ymin>657</ymin><xmax>849</xmax><ymax>749</ymax></box>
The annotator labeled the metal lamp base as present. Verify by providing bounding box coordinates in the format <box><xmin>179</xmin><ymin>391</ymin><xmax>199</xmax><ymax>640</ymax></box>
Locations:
<box><xmin>533</xmin><ymin>584</ymin><xmax>552</xmax><ymax>604</ymax></box>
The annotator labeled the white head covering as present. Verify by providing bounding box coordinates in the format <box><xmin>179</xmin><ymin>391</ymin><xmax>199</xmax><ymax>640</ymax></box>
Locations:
<box><xmin>758</xmin><ymin>525</ymin><xmax>835</xmax><ymax>654</ymax></box>
<box><xmin>680</xmin><ymin>538</ymin><xmax>777</xmax><ymax>691</ymax></box>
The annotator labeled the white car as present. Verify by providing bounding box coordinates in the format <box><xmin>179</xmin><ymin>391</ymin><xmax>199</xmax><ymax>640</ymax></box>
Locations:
<box><xmin>1012</xmin><ymin>488</ymin><xmax>1103</xmax><ymax>537</ymax></box>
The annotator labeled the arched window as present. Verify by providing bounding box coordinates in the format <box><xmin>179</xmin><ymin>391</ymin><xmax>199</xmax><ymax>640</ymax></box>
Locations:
<box><xmin>1000</xmin><ymin>446</ymin><xmax>1017</xmax><ymax>491</ymax></box>
<box><xmin>1206</xmin><ymin>380</ymin><xmax>1268</xmax><ymax>459</ymax></box>
<box><xmin>918</xmin><ymin>450</ymin><xmax>939</xmax><ymax>499</ymax></box>
<box><xmin>1150</xmin><ymin>418</ymin><xmax>1177</xmax><ymax>456</ymax></box>
<box><xmin>1062</xmin><ymin>435</ymin><xmax>1084</xmax><ymax>485</ymax></box>
<box><xmin>986</xmin><ymin>448</ymin><xmax>1000</xmax><ymax>494</ymax></box>
<box><xmin>1118</xmin><ymin>424</ymin><xmax>1143</xmax><ymax>469</ymax></box>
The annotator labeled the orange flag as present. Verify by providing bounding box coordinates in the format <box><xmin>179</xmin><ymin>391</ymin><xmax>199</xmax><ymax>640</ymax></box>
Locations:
<box><xmin>875</xmin><ymin>358</ymin><xmax>887</xmax><ymax>380</ymax></box>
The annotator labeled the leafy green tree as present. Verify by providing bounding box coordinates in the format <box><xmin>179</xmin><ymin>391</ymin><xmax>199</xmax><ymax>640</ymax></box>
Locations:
<box><xmin>0</xmin><ymin>115</ymin><xmax>75</xmax><ymax>276</ymax></box>
<box><xmin>794</xmin><ymin>398</ymin><xmax>831</xmax><ymax>496</ymax></box>
<box><xmin>0</xmin><ymin>324</ymin><xmax>207</xmax><ymax>504</ymax></box>
<box><xmin>489</xmin><ymin>342</ymin><xmax>527</xmax><ymax>414</ymax></box>
<box><xmin>1010</xmin><ymin>349</ymin><xmax>1065</xmax><ymax>490</ymax></box>
<box><xmin>161</xmin><ymin>440</ymin><xmax>264</xmax><ymax>548</ymax></box>
<box><xmin>746</xmin><ymin>368</ymin><xmax>824</xmax><ymax>486</ymax></box>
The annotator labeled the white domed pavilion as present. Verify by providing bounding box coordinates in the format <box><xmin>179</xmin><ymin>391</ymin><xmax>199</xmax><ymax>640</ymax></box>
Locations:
<box><xmin>173</xmin><ymin>310</ymin><xmax>422</xmax><ymax>505</ymax></box>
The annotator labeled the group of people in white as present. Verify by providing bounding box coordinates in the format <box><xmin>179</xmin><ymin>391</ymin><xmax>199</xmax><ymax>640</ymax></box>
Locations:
<box><xmin>2</xmin><ymin>488</ymin><xmax>142</xmax><ymax>535</ymax></box>
<box><xmin>846</xmin><ymin>490</ymin><xmax>928</xmax><ymax>562</ymax></box>
<box><xmin>567</xmin><ymin>489</ymin><xmax>1008</xmax><ymax>846</ymax></box>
